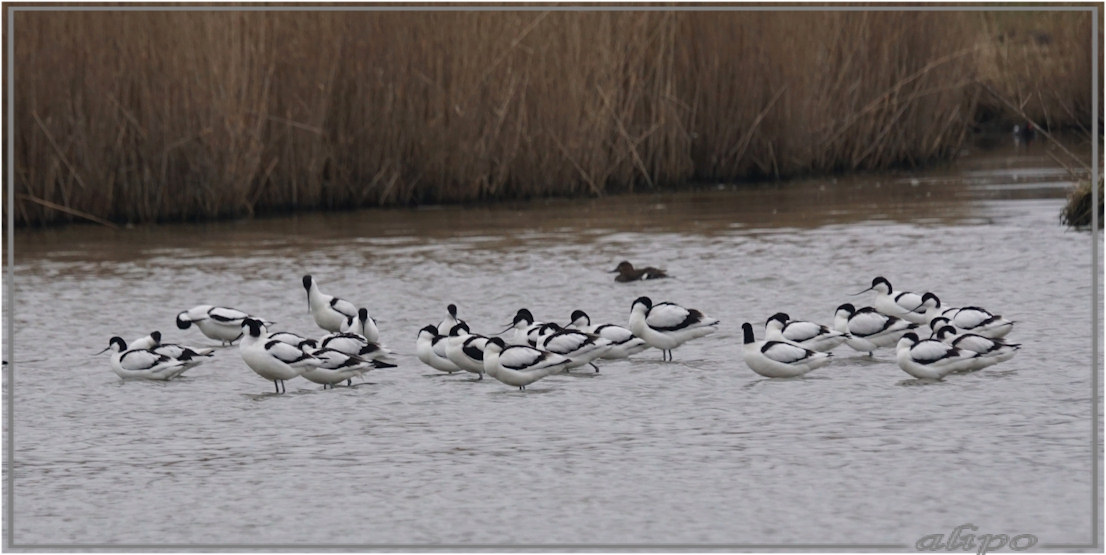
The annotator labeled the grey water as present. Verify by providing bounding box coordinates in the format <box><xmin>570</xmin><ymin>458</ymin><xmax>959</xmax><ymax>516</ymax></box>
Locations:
<box><xmin>5</xmin><ymin>142</ymin><xmax>1100</xmax><ymax>548</ymax></box>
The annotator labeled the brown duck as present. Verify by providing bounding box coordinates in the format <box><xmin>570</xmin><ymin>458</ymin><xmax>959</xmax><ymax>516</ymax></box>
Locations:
<box><xmin>611</xmin><ymin>261</ymin><xmax>669</xmax><ymax>283</ymax></box>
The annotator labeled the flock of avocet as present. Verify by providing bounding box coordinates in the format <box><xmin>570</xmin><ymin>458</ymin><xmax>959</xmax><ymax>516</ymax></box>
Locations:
<box><xmin>96</xmin><ymin>273</ymin><xmax>1018</xmax><ymax>392</ymax></box>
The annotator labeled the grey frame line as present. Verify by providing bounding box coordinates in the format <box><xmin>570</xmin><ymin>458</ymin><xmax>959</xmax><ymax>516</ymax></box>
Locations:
<box><xmin>3</xmin><ymin>3</ymin><xmax>1102</xmax><ymax>552</ymax></box>
<box><xmin>5</xmin><ymin>0</ymin><xmax>14</xmax><ymax>551</ymax></box>
<box><xmin>4</xmin><ymin>4</ymin><xmax>1101</xmax><ymax>11</ymax></box>
<box><xmin>1092</xmin><ymin>6</ymin><xmax>1101</xmax><ymax>551</ymax></box>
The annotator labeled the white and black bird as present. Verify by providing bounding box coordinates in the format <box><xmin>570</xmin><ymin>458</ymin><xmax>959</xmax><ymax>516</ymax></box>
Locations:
<box><xmin>176</xmin><ymin>305</ymin><xmax>268</xmax><ymax>346</ymax></box>
<box><xmin>268</xmin><ymin>331</ymin><xmax>319</xmax><ymax>350</ymax></box>
<box><xmin>833</xmin><ymin>303</ymin><xmax>919</xmax><ymax>355</ymax></box>
<box><xmin>539</xmin><ymin>326</ymin><xmax>612</xmax><ymax>372</ymax></box>
<box><xmin>98</xmin><ymin>337</ymin><xmax>191</xmax><ymax>381</ymax></box>
<box><xmin>568</xmin><ymin>309</ymin><xmax>650</xmax><ymax>359</ymax></box>
<box><xmin>341</xmin><ymin>307</ymin><xmax>381</xmax><ymax>344</ymax></box>
<box><xmin>319</xmin><ymin>331</ymin><xmax>397</xmax><ymax>369</ymax></box>
<box><xmin>130</xmin><ymin>331</ymin><xmax>214</xmax><ymax>371</ymax></box>
<box><xmin>895</xmin><ymin>332</ymin><xmax>981</xmax><ymax>380</ymax></box>
<box><xmin>481</xmin><ymin>337</ymin><xmax>571</xmax><ymax>390</ymax></box>
<box><xmin>303</xmin><ymin>275</ymin><xmax>358</xmax><ymax>333</ymax></box>
<box><xmin>763</xmin><ymin>312</ymin><xmax>849</xmax><ymax>352</ymax></box>
<box><xmin>628</xmin><ymin>296</ymin><xmax>719</xmax><ymax>361</ymax></box>
<box><xmin>444</xmin><ymin>322</ymin><xmax>490</xmax><ymax>379</ymax></box>
<box><xmin>238</xmin><ymin>318</ymin><xmax>320</xmax><ymax>393</ymax></box>
<box><xmin>299</xmin><ymin>348</ymin><xmax>374</xmax><ymax>389</ymax></box>
<box><xmin>933</xmin><ymin>325</ymin><xmax>1020</xmax><ymax>367</ymax></box>
<box><xmin>741</xmin><ymin>323</ymin><xmax>833</xmax><ymax>378</ymax></box>
<box><xmin>436</xmin><ymin>304</ymin><xmax>467</xmax><ymax>336</ymax></box>
<box><xmin>504</xmin><ymin>308</ymin><xmax>543</xmax><ymax>347</ymax></box>
<box><xmin>921</xmin><ymin>292</ymin><xmax>1014</xmax><ymax>339</ymax></box>
<box><xmin>416</xmin><ymin>325</ymin><xmax>463</xmax><ymax>374</ymax></box>
<box><xmin>857</xmin><ymin>276</ymin><xmax>929</xmax><ymax>324</ymax></box>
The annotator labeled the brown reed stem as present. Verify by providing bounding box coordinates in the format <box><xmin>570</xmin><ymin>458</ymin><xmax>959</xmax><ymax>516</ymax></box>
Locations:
<box><xmin>16</xmin><ymin>193</ymin><xmax>121</xmax><ymax>230</ymax></box>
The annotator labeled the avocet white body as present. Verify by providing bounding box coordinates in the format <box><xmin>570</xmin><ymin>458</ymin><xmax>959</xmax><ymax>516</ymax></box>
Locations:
<box><xmin>628</xmin><ymin>297</ymin><xmax>719</xmax><ymax>361</ymax></box>
<box><xmin>741</xmin><ymin>323</ymin><xmax>832</xmax><ymax>378</ymax></box>
<box><xmin>833</xmin><ymin>303</ymin><xmax>918</xmax><ymax>354</ymax></box>
<box><xmin>763</xmin><ymin>313</ymin><xmax>848</xmax><ymax>352</ymax></box>
<box><xmin>568</xmin><ymin>310</ymin><xmax>649</xmax><ymax>359</ymax></box>
<box><xmin>303</xmin><ymin>275</ymin><xmax>358</xmax><ymax>333</ymax></box>
<box><xmin>481</xmin><ymin>337</ymin><xmax>571</xmax><ymax>390</ymax></box>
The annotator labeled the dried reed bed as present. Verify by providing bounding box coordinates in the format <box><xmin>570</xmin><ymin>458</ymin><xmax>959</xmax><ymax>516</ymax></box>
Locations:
<box><xmin>11</xmin><ymin>10</ymin><xmax>1096</xmax><ymax>226</ymax></box>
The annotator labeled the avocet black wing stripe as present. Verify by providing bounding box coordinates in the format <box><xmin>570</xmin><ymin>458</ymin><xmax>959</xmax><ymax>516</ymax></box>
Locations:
<box><xmin>498</xmin><ymin>346</ymin><xmax>545</xmax><ymax>370</ymax></box>
<box><xmin>330</xmin><ymin>297</ymin><xmax>358</xmax><ymax>319</ymax></box>
<box><xmin>208</xmin><ymin>307</ymin><xmax>250</xmax><ymax>323</ymax></box>
<box><xmin>119</xmin><ymin>349</ymin><xmax>171</xmax><ymax>370</ymax></box>
<box><xmin>761</xmin><ymin>341</ymin><xmax>814</xmax><ymax>364</ymax></box>
<box><xmin>264</xmin><ymin>340</ymin><xmax>315</xmax><ymax>364</ymax></box>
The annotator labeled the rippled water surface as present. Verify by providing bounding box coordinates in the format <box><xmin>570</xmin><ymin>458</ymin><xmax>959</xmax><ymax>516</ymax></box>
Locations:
<box><xmin>6</xmin><ymin>144</ymin><xmax>1100</xmax><ymax>548</ymax></box>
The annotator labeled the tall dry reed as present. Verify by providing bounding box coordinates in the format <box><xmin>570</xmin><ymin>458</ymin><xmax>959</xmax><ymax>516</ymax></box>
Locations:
<box><xmin>10</xmin><ymin>10</ymin><xmax>1097</xmax><ymax>226</ymax></box>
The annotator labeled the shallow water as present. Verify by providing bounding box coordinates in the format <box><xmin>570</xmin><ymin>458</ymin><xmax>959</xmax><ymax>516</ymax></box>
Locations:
<box><xmin>5</xmin><ymin>142</ymin><xmax>1101</xmax><ymax>548</ymax></box>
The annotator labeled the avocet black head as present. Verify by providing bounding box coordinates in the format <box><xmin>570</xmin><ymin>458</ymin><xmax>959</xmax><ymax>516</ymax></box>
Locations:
<box><xmin>922</xmin><ymin>292</ymin><xmax>941</xmax><ymax>307</ymax></box>
<box><xmin>512</xmin><ymin>309</ymin><xmax>534</xmax><ymax>326</ymax></box>
<box><xmin>449</xmin><ymin>322</ymin><xmax>470</xmax><ymax>336</ymax></box>
<box><xmin>97</xmin><ymin>336</ymin><xmax>128</xmax><ymax>354</ymax></box>
<box><xmin>419</xmin><ymin>324</ymin><xmax>439</xmax><ymax>337</ymax></box>
<box><xmin>448</xmin><ymin>304</ymin><xmax>458</xmax><ymax>318</ymax></box>
<box><xmin>934</xmin><ymin>325</ymin><xmax>958</xmax><ymax>341</ymax></box>
<box><xmin>632</xmin><ymin>296</ymin><xmax>653</xmax><ymax>311</ymax></box>
<box><xmin>899</xmin><ymin>332</ymin><xmax>920</xmax><ymax>345</ymax></box>
<box><xmin>569</xmin><ymin>310</ymin><xmax>589</xmax><ymax>326</ymax></box>
<box><xmin>302</xmin><ymin>275</ymin><xmax>314</xmax><ymax>291</ymax></box>
<box><xmin>176</xmin><ymin>312</ymin><xmax>193</xmax><ymax>330</ymax></box>
<box><xmin>242</xmin><ymin>318</ymin><xmax>264</xmax><ymax>338</ymax></box>
<box><xmin>485</xmin><ymin>337</ymin><xmax>507</xmax><ymax>351</ymax></box>
<box><xmin>854</xmin><ymin>276</ymin><xmax>890</xmax><ymax>295</ymax></box>
<box><xmin>150</xmin><ymin>330</ymin><xmax>162</xmax><ymax>344</ymax></box>
<box><xmin>741</xmin><ymin>322</ymin><xmax>756</xmax><ymax>344</ymax></box>
<box><xmin>358</xmin><ymin>307</ymin><xmax>369</xmax><ymax>321</ymax></box>
<box><xmin>835</xmin><ymin>303</ymin><xmax>856</xmax><ymax>316</ymax></box>
<box><xmin>766</xmin><ymin>312</ymin><xmax>790</xmax><ymax>326</ymax></box>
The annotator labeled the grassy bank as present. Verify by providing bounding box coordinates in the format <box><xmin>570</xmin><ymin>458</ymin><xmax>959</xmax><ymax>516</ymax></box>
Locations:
<box><xmin>11</xmin><ymin>10</ymin><xmax>1097</xmax><ymax>227</ymax></box>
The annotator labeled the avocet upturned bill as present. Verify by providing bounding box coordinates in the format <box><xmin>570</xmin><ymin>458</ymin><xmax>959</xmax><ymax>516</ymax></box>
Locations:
<box><xmin>481</xmin><ymin>337</ymin><xmax>571</xmax><ymax>390</ymax></box>
<box><xmin>299</xmin><ymin>348</ymin><xmax>374</xmax><ymax>388</ymax></box>
<box><xmin>628</xmin><ymin>296</ymin><xmax>719</xmax><ymax>361</ymax></box>
<box><xmin>540</xmin><ymin>327</ymin><xmax>613</xmax><ymax>372</ymax></box>
<box><xmin>833</xmin><ymin>303</ymin><xmax>919</xmax><ymax>355</ymax></box>
<box><xmin>764</xmin><ymin>313</ymin><xmax>849</xmax><ymax>352</ymax></box>
<box><xmin>611</xmin><ymin>261</ymin><xmax>669</xmax><ymax>282</ymax></box>
<box><xmin>176</xmin><ymin>305</ymin><xmax>267</xmax><ymax>345</ymax></box>
<box><xmin>416</xmin><ymin>325</ymin><xmax>463</xmax><ymax>373</ymax></box>
<box><xmin>933</xmin><ymin>325</ymin><xmax>1020</xmax><ymax>366</ymax></box>
<box><xmin>98</xmin><ymin>337</ymin><xmax>191</xmax><ymax>381</ymax></box>
<box><xmin>303</xmin><ymin>275</ymin><xmax>358</xmax><ymax>333</ymax></box>
<box><xmin>319</xmin><ymin>331</ymin><xmax>398</xmax><ymax>368</ymax></box>
<box><xmin>857</xmin><ymin>276</ymin><xmax>929</xmax><ymax>324</ymax></box>
<box><xmin>239</xmin><ymin>318</ymin><xmax>321</xmax><ymax>393</ymax></box>
<box><xmin>568</xmin><ymin>310</ymin><xmax>650</xmax><ymax>359</ymax></box>
<box><xmin>436</xmin><ymin>304</ymin><xmax>467</xmax><ymax>336</ymax></box>
<box><xmin>895</xmin><ymin>332</ymin><xmax>981</xmax><ymax>380</ymax></box>
<box><xmin>741</xmin><ymin>322</ymin><xmax>833</xmax><ymax>378</ymax></box>
<box><xmin>444</xmin><ymin>323</ymin><xmax>489</xmax><ymax>379</ymax></box>
<box><xmin>341</xmin><ymin>307</ymin><xmax>381</xmax><ymax>344</ymax></box>
<box><xmin>921</xmin><ymin>292</ymin><xmax>1014</xmax><ymax>339</ymax></box>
